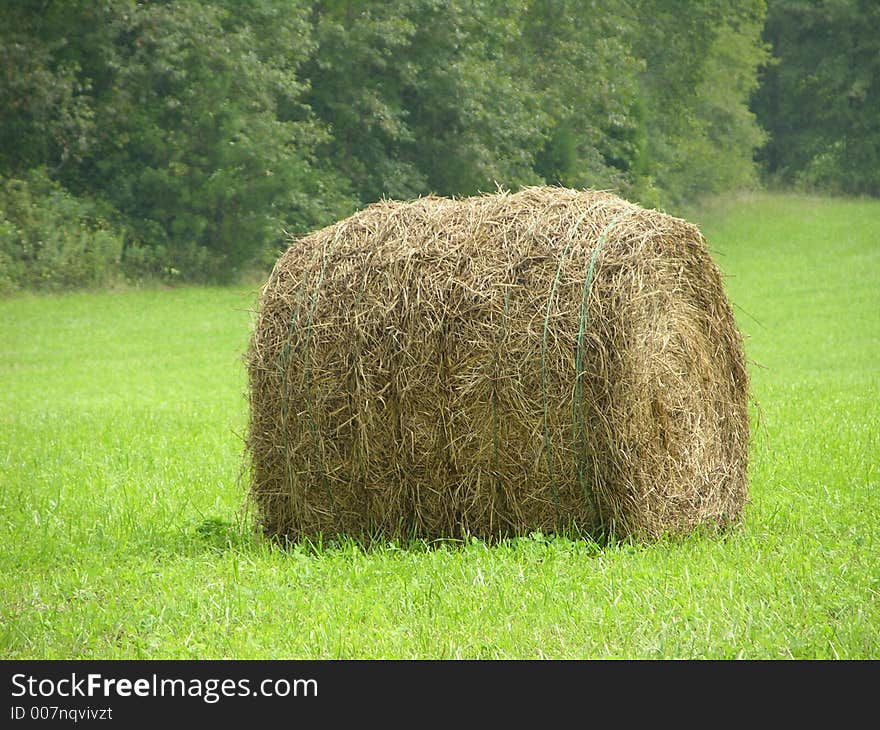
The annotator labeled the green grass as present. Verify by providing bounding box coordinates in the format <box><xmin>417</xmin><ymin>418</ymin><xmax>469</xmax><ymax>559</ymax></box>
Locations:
<box><xmin>1</xmin><ymin>192</ymin><xmax>878</xmax><ymax>659</ymax></box>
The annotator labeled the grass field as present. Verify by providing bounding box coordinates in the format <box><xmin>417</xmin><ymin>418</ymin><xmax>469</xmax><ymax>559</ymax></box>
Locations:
<box><xmin>1</xmin><ymin>193</ymin><xmax>877</xmax><ymax>659</ymax></box>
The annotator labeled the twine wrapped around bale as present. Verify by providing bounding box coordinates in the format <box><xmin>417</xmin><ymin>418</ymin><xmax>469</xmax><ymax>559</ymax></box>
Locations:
<box><xmin>246</xmin><ymin>187</ymin><xmax>749</xmax><ymax>542</ymax></box>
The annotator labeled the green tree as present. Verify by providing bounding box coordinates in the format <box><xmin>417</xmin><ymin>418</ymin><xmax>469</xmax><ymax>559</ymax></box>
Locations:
<box><xmin>78</xmin><ymin>0</ymin><xmax>354</xmax><ymax>277</ymax></box>
<box><xmin>1</xmin><ymin>0</ymin><xmax>778</xmax><ymax>291</ymax></box>
<box><xmin>753</xmin><ymin>0</ymin><xmax>880</xmax><ymax>195</ymax></box>
<box><xmin>632</xmin><ymin>0</ymin><xmax>769</xmax><ymax>205</ymax></box>
<box><xmin>521</xmin><ymin>0</ymin><xmax>647</xmax><ymax>196</ymax></box>
<box><xmin>1</xmin><ymin>0</ymin><xmax>355</xmax><ymax>280</ymax></box>
<box><xmin>302</xmin><ymin>0</ymin><xmax>547</xmax><ymax>201</ymax></box>
<box><xmin>0</xmin><ymin>4</ymin><xmax>94</xmax><ymax>175</ymax></box>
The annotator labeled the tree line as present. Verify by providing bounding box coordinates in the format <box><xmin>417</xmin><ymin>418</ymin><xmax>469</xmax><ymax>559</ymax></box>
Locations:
<box><xmin>1</xmin><ymin>0</ymin><xmax>876</xmax><ymax>291</ymax></box>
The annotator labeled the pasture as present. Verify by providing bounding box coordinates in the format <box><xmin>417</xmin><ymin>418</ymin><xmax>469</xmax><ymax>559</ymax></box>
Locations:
<box><xmin>1</xmin><ymin>192</ymin><xmax>877</xmax><ymax>658</ymax></box>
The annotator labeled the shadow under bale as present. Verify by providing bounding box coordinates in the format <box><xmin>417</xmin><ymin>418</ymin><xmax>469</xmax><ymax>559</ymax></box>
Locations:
<box><xmin>246</xmin><ymin>187</ymin><xmax>749</xmax><ymax>543</ymax></box>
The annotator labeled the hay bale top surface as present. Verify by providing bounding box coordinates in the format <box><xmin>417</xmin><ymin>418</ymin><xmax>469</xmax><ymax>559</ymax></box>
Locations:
<box><xmin>280</xmin><ymin>186</ymin><xmax>697</xmax><ymax>279</ymax></box>
<box><xmin>248</xmin><ymin>186</ymin><xmax>749</xmax><ymax>542</ymax></box>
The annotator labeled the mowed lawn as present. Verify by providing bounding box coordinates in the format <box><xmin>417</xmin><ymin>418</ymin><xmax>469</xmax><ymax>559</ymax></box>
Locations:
<box><xmin>1</xmin><ymin>193</ymin><xmax>877</xmax><ymax>659</ymax></box>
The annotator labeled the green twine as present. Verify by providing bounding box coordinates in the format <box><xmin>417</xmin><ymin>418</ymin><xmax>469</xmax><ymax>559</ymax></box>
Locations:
<box><xmin>572</xmin><ymin>214</ymin><xmax>625</xmax><ymax>519</ymax></box>
<box><xmin>541</xmin><ymin>209</ymin><xmax>592</xmax><ymax>528</ymax></box>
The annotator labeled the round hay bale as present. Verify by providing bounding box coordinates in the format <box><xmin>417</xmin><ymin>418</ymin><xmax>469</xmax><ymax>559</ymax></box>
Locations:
<box><xmin>246</xmin><ymin>187</ymin><xmax>749</xmax><ymax>542</ymax></box>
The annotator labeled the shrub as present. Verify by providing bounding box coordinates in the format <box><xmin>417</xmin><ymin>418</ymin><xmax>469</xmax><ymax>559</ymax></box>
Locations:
<box><xmin>0</xmin><ymin>169</ymin><xmax>125</xmax><ymax>293</ymax></box>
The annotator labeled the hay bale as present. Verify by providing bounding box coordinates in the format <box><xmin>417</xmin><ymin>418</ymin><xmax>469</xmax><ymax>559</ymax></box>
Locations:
<box><xmin>246</xmin><ymin>187</ymin><xmax>748</xmax><ymax>542</ymax></box>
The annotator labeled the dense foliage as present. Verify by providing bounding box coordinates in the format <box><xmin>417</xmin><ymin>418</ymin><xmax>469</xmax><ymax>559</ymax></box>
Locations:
<box><xmin>752</xmin><ymin>0</ymin><xmax>880</xmax><ymax>195</ymax></box>
<box><xmin>1</xmin><ymin>0</ymin><xmax>874</xmax><ymax>289</ymax></box>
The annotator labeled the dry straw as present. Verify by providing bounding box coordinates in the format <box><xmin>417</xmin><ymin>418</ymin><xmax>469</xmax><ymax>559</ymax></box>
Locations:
<box><xmin>246</xmin><ymin>187</ymin><xmax>749</xmax><ymax>543</ymax></box>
